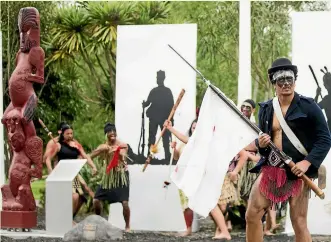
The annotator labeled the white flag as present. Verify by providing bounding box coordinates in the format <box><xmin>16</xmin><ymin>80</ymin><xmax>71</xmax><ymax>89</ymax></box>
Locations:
<box><xmin>171</xmin><ymin>86</ymin><xmax>258</xmax><ymax>217</ymax></box>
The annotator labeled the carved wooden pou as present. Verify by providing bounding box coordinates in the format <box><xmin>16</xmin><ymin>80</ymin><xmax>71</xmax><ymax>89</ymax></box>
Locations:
<box><xmin>0</xmin><ymin>7</ymin><xmax>44</xmax><ymax>231</ymax></box>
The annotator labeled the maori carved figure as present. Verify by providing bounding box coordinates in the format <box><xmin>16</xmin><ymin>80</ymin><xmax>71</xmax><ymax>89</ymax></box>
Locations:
<box><xmin>1</xmin><ymin>7</ymin><xmax>44</xmax><ymax>229</ymax></box>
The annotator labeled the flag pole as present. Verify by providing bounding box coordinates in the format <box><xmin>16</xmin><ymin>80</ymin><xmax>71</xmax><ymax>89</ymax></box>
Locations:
<box><xmin>168</xmin><ymin>44</ymin><xmax>325</xmax><ymax>200</ymax></box>
<box><xmin>168</xmin><ymin>44</ymin><xmax>259</xmax><ymax>133</ymax></box>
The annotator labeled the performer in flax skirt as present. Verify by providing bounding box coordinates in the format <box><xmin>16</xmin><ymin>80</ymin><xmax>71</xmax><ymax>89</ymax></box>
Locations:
<box><xmin>238</xmin><ymin>99</ymin><xmax>260</xmax><ymax>203</ymax></box>
<box><xmin>169</xmin><ymin>119</ymin><xmax>197</xmax><ymax>237</ymax></box>
<box><xmin>218</xmin><ymin>149</ymin><xmax>249</xmax><ymax>232</ymax></box>
<box><xmin>44</xmin><ymin>124</ymin><xmax>97</xmax><ymax>225</ymax></box>
<box><xmin>90</xmin><ymin>122</ymin><xmax>131</xmax><ymax>232</ymax></box>
<box><xmin>246</xmin><ymin>58</ymin><xmax>331</xmax><ymax>242</ymax></box>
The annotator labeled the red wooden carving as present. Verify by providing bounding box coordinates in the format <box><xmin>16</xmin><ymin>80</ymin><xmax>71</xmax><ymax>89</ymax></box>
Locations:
<box><xmin>0</xmin><ymin>7</ymin><xmax>44</xmax><ymax>231</ymax></box>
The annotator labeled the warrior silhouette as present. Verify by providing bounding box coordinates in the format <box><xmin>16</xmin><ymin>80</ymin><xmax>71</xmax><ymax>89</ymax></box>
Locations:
<box><xmin>315</xmin><ymin>66</ymin><xmax>331</xmax><ymax>130</ymax></box>
<box><xmin>142</xmin><ymin>70</ymin><xmax>174</xmax><ymax>160</ymax></box>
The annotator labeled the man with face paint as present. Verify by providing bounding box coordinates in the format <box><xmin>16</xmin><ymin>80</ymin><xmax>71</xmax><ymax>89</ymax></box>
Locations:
<box><xmin>90</xmin><ymin>122</ymin><xmax>131</xmax><ymax>232</ymax></box>
<box><xmin>246</xmin><ymin>58</ymin><xmax>331</xmax><ymax>242</ymax></box>
<box><xmin>241</xmin><ymin>99</ymin><xmax>256</xmax><ymax>120</ymax></box>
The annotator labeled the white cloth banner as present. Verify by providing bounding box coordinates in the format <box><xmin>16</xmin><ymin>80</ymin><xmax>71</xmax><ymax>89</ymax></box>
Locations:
<box><xmin>171</xmin><ymin>86</ymin><xmax>258</xmax><ymax>217</ymax></box>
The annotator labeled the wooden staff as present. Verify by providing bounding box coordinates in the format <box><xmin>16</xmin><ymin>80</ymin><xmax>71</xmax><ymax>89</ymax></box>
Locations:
<box><xmin>285</xmin><ymin>159</ymin><xmax>325</xmax><ymax>199</ymax></box>
<box><xmin>142</xmin><ymin>89</ymin><xmax>186</xmax><ymax>172</ymax></box>
<box><xmin>38</xmin><ymin>118</ymin><xmax>56</xmax><ymax>143</ymax></box>
<box><xmin>164</xmin><ymin>135</ymin><xmax>176</xmax><ymax>188</ymax></box>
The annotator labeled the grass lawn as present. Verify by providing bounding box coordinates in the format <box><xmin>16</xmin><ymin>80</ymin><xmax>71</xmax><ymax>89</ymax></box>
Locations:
<box><xmin>31</xmin><ymin>179</ymin><xmax>45</xmax><ymax>201</ymax></box>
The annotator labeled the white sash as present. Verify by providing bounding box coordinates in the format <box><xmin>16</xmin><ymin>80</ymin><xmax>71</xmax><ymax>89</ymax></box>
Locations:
<box><xmin>272</xmin><ymin>97</ymin><xmax>308</xmax><ymax>156</ymax></box>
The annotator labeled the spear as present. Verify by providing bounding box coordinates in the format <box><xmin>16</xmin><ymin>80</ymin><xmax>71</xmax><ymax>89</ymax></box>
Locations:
<box><xmin>168</xmin><ymin>44</ymin><xmax>325</xmax><ymax>200</ymax></box>
<box><xmin>308</xmin><ymin>65</ymin><xmax>323</xmax><ymax>99</ymax></box>
<box><xmin>38</xmin><ymin>118</ymin><xmax>56</xmax><ymax>143</ymax></box>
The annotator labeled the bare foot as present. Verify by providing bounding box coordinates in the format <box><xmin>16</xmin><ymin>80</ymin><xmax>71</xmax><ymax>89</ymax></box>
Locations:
<box><xmin>212</xmin><ymin>233</ymin><xmax>232</xmax><ymax>240</ymax></box>
<box><xmin>177</xmin><ymin>230</ymin><xmax>192</xmax><ymax>237</ymax></box>
<box><xmin>270</xmin><ymin>223</ymin><xmax>280</xmax><ymax>232</ymax></box>
<box><xmin>213</xmin><ymin>228</ymin><xmax>231</xmax><ymax>240</ymax></box>
<box><xmin>125</xmin><ymin>227</ymin><xmax>131</xmax><ymax>233</ymax></box>
<box><xmin>264</xmin><ymin>230</ymin><xmax>275</xmax><ymax>236</ymax></box>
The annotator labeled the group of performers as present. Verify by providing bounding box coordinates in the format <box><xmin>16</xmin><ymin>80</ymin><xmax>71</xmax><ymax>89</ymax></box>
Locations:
<box><xmin>161</xmin><ymin>57</ymin><xmax>330</xmax><ymax>242</ymax></box>
<box><xmin>38</xmin><ymin>57</ymin><xmax>330</xmax><ymax>242</ymax></box>
<box><xmin>42</xmin><ymin>122</ymin><xmax>131</xmax><ymax>231</ymax></box>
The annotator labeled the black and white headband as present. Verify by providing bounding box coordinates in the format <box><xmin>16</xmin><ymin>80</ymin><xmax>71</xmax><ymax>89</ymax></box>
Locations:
<box><xmin>272</xmin><ymin>70</ymin><xmax>295</xmax><ymax>83</ymax></box>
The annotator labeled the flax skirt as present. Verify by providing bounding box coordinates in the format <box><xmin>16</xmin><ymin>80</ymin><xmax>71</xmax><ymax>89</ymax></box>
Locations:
<box><xmin>218</xmin><ymin>174</ymin><xmax>240</xmax><ymax>206</ymax></box>
<box><xmin>179</xmin><ymin>189</ymin><xmax>189</xmax><ymax>211</ymax></box>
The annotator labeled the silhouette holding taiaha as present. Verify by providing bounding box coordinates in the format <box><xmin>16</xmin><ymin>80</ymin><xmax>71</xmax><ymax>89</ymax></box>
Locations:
<box><xmin>142</xmin><ymin>70</ymin><xmax>174</xmax><ymax>161</ymax></box>
<box><xmin>314</xmin><ymin>66</ymin><xmax>331</xmax><ymax>130</ymax></box>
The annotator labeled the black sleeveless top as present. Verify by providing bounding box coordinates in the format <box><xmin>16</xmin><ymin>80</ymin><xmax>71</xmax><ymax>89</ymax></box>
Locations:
<box><xmin>58</xmin><ymin>142</ymin><xmax>80</xmax><ymax>161</ymax></box>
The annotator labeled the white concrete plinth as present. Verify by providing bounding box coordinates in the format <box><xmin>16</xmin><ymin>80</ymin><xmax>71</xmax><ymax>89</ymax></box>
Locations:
<box><xmin>0</xmin><ymin>229</ymin><xmax>63</xmax><ymax>239</ymax></box>
<box><xmin>46</xmin><ymin>159</ymin><xmax>86</xmax><ymax>237</ymax></box>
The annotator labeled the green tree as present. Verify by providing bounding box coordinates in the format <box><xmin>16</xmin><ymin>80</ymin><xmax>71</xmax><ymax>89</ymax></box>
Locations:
<box><xmin>166</xmin><ymin>1</ymin><xmax>329</xmax><ymax>108</ymax></box>
<box><xmin>47</xmin><ymin>1</ymin><xmax>171</xmax><ymax>113</ymax></box>
<box><xmin>166</xmin><ymin>2</ymin><xmax>239</xmax><ymax>105</ymax></box>
<box><xmin>45</xmin><ymin>1</ymin><xmax>172</xmax><ymax>153</ymax></box>
<box><xmin>251</xmin><ymin>1</ymin><xmax>329</xmax><ymax>102</ymax></box>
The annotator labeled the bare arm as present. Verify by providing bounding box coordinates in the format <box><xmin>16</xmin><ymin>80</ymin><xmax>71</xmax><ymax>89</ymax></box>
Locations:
<box><xmin>90</xmin><ymin>144</ymin><xmax>108</xmax><ymax>159</ymax></box>
<box><xmin>43</xmin><ymin>139</ymin><xmax>55</xmax><ymax>163</ymax></box>
<box><xmin>170</xmin><ymin>142</ymin><xmax>180</xmax><ymax>161</ymax></box>
<box><xmin>119</xmin><ymin>143</ymin><xmax>128</xmax><ymax>155</ymax></box>
<box><xmin>233</xmin><ymin>149</ymin><xmax>249</xmax><ymax>174</ymax></box>
<box><xmin>247</xmin><ymin>152</ymin><xmax>260</xmax><ymax>162</ymax></box>
<box><xmin>164</xmin><ymin>120</ymin><xmax>189</xmax><ymax>144</ymax></box>
<box><xmin>173</xmin><ymin>148</ymin><xmax>180</xmax><ymax>161</ymax></box>
<box><xmin>168</xmin><ymin>127</ymin><xmax>189</xmax><ymax>144</ymax></box>
<box><xmin>244</xmin><ymin>141</ymin><xmax>260</xmax><ymax>162</ymax></box>
<box><xmin>77</xmin><ymin>144</ymin><xmax>97</xmax><ymax>172</ymax></box>
<box><xmin>77</xmin><ymin>174</ymin><xmax>94</xmax><ymax>198</ymax></box>
<box><xmin>245</xmin><ymin>140</ymin><xmax>257</xmax><ymax>152</ymax></box>
<box><xmin>44</xmin><ymin>142</ymin><xmax>60</xmax><ymax>174</ymax></box>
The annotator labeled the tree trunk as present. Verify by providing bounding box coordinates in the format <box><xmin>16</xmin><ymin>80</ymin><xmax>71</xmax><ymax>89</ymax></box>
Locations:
<box><xmin>79</xmin><ymin>49</ymin><xmax>103</xmax><ymax>98</ymax></box>
<box><xmin>105</xmin><ymin>49</ymin><xmax>116</xmax><ymax>101</ymax></box>
<box><xmin>95</xmin><ymin>54</ymin><xmax>109</xmax><ymax>80</ymax></box>
<box><xmin>264</xmin><ymin>88</ymin><xmax>269</xmax><ymax>101</ymax></box>
<box><xmin>253</xmin><ymin>75</ymin><xmax>259</xmax><ymax>102</ymax></box>
<box><xmin>7</xmin><ymin>3</ymin><xmax>10</xmax><ymax>80</ymax></box>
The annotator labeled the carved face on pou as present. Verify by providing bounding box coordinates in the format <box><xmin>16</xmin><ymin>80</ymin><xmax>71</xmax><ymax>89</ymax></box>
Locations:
<box><xmin>5</xmin><ymin>109</ymin><xmax>26</xmax><ymax>152</ymax></box>
<box><xmin>18</xmin><ymin>7</ymin><xmax>40</xmax><ymax>53</ymax></box>
<box><xmin>5</xmin><ymin>109</ymin><xmax>22</xmax><ymax>133</ymax></box>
